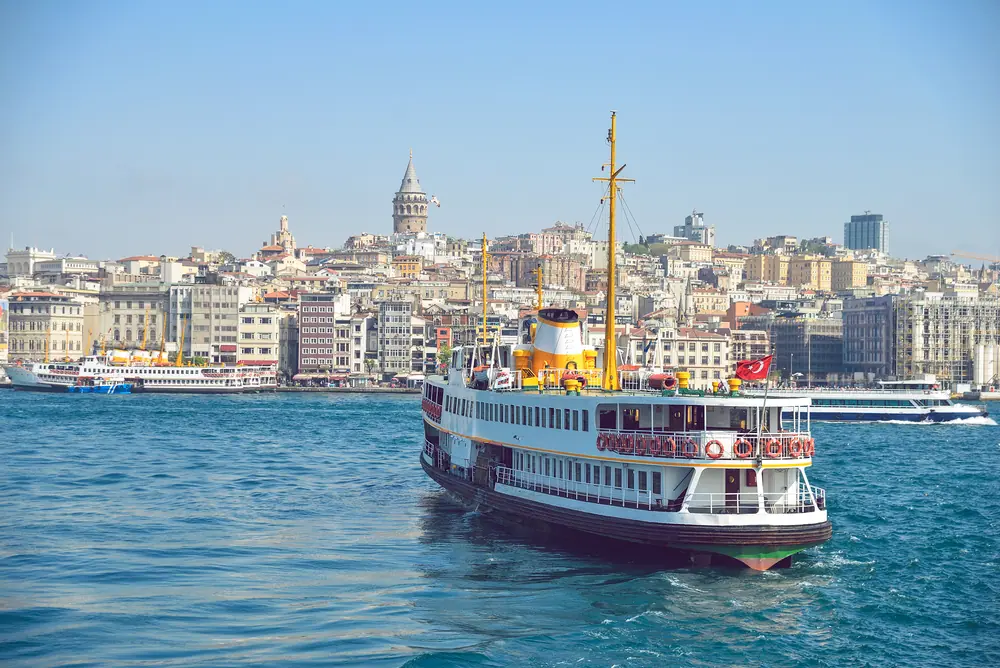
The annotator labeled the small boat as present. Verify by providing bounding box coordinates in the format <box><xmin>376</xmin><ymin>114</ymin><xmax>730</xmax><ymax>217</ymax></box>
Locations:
<box><xmin>67</xmin><ymin>375</ymin><xmax>132</xmax><ymax>394</ymax></box>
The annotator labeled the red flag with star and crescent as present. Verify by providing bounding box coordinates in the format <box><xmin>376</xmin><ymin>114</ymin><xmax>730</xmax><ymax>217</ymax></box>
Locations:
<box><xmin>735</xmin><ymin>355</ymin><xmax>773</xmax><ymax>381</ymax></box>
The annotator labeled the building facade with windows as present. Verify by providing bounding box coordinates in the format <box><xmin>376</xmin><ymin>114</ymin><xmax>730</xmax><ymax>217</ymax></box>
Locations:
<box><xmin>297</xmin><ymin>292</ymin><xmax>351</xmax><ymax>374</ymax></box>
<box><xmin>99</xmin><ymin>283</ymin><xmax>169</xmax><ymax>353</ymax></box>
<box><xmin>844</xmin><ymin>213</ymin><xmax>889</xmax><ymax>254</ymax></box>
<box><xmin>7</xmin><ymin>291</ymin><xmax>84</xmax><ymax>362</ymax></box>
<box><xmin>237</xmin><ymin>303</ymin><xmax>280</xmax><ymax>367</ymax></box>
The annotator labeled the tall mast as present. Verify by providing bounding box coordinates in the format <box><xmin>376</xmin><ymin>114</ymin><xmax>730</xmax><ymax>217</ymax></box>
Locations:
<box><xmin>481</xmin><ymin>233</ymin><xmax>488</xmax><ymax>348</ymax></box>
<box><xmin>535</xmin><ymin>264</ymin><xmax>543</xmax><ymax>310</ymax></box>
<box><xmin>141</xmin><ymin>305</ymin><xmax>150</xmax><ymax>350</ymax></box>
<box><xmin>158</xmin><ymin>323</ymin><xmax>166</xmax><ymax>364</ymax></box>
<box><xmin>592</xmin><ymin>111</ymin><xmax>634</xmax><ymax>390</ymax></box>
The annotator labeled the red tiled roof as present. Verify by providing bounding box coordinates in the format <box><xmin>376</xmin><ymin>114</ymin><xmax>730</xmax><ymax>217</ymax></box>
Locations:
<box><xmin>119</xmin><ymin>255</ymin><xmax>160</xmax><ymax>262</ymax></box>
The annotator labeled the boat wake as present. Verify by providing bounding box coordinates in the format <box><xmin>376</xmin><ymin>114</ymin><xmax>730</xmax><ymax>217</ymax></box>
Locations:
<box><xmin>875</xmin><ymin>416</ymin><xmax>997</xmax><ymax>426</ymax></box>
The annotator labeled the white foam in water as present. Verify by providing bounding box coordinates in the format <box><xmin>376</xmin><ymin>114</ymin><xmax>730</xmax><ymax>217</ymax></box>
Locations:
<box><xmin>875</xmin><ymin>416</ymin><xmax>997</xmax><ymax>426</ymax></box>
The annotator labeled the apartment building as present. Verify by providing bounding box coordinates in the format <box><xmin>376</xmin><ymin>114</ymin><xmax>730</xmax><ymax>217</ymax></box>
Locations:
<box><xmin>744</xmin><ymin>255</ymin><xmax>790</xmax><ymax>284</ymax></box>
<box><xmin>100</xmin><ymin>283</ymin><xmax>169</xmax><ymax>351</ymax></box>
<box><xmin>7</xmin><ymin>291</ymin><xmax>84</xmax><ymax>361</ymax></box>
<box><xmin>297</xmin><ymin>292</ymin><xmax>351</xmax><ymax>373</ymax></box>
<box><xmin>842</xmin><ymin>295</ymin><xmax>895</xmax><ymax>378</ymax></box>
<box><xmin>237</xmin><ymin>303</ymin><xmax>280</xmax><ymax>366</ymax></box>
<box><xmin>788</xmin><ymin>257</ymin><xmax>832</xmax><ymax>292</ymax></box>
<box><xmin>169</xmin><ymin>283</ymin><xmax>253</xmax><ymax>364</ymax></box>
<box><xmin>730</xmin><ymin>329</ymin><xmax>771</xmax><ymax>368</ymax></box>
<box><xmin>831</xmin><ymin>260</ymin><xmax>868</xmax><ymax>292</ymax></box>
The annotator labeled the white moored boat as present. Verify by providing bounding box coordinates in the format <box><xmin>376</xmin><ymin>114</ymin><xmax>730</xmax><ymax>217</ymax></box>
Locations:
<box><xmin>419</xmin><ymin>114</ymin><xmax>831</xmax><ymax>571</ymax></box>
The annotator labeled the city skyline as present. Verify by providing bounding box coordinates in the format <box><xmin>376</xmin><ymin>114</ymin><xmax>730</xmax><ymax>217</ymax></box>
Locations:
<box><xmin>2</xmin><ymin>1</ymin><xmax>998</xmax><ymax>260</ymax></box>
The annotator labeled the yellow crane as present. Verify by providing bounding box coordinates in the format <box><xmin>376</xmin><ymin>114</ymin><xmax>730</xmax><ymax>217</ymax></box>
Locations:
<box><xmin>950</xmin><ymin>250</ymin><xmax>1000</xmax><ymax>264</ymax></box>
<box><xmin>175</xmin><ymin>316</ymin><xmax>186</xmax><ymax>367</ymax></box>
<box><xmin>157</xmin><ymin>324</ymin><xmax>166</xmax><ymax>365</ymax></box>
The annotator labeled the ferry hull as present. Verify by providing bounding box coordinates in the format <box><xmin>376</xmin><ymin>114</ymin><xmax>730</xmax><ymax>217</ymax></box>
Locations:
<box><xmin>421</xmin><ymin>456</ymin><xmax>831</xmax><ymax>571</ymax></box>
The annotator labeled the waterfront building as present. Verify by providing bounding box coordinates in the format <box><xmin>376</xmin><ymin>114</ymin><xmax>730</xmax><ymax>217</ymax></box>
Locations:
<box><xmin>169</xmin><ymin>283</ymin><xmax>253</xmax><ymax>364</ymax></box>
<box><xmin>842</xmin><ymin>295</ymin><xmax>895</xmax><ymax>378</ymax></box>
<box><xmin>673</xmin><ymin>210</ymin><xmax>716</xmax><ymax>247</ymax></box>
<box><xmin>99</xmin><ymin>283</ymin><xmax>169</xmax><ymax>352</ymax></box>
<box><xmin>844</xmin><ymin>213</ymin><xmax>889</xmax><ymax>254</ymax></box>
<box><xmin>376</xmin><ymin>295</ymin><xmax>435</xmax><ymax>379</ymax></box>
<box><xmin>238</xmin><ymin>303</ymin><xmax>280</xmax><ymax>367</ymax></box>
<box><xmin>7</xmin><ymin>291</ymin><xmax>84</xmax><ymax>362</ymax></box>
<box><xmin>392</xmin><ymin>152</ymin><xmax>430</xmax><ymax>234</ymax></box>
<box><xmin>770</xmin><ymin>315</ymin><xmax>844</xmax><ymax>384</ymax></box>
<box><xmin>297</xmin><ymin>292</ymin><xmax>351</xmax><ymax>374</ymax></box>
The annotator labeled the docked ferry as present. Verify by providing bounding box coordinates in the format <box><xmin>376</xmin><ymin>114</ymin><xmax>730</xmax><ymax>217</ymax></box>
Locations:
<box><xmin>418</xmin><ymin>113</ymin><xmax>831</xmax><ymax>571</ymax></box>
<box><xmin>753</xmin><ymin>378</ymin><xmax>987</xmax><ymax>422</ymax></box>
<box><xmin>5</xmin><ymin>351</ymin><xmax>276</xmax><ymax>394</ymax></box>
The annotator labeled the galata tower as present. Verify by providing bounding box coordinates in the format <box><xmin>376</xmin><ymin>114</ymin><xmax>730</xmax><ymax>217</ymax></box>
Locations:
<box><xmin>392</xmin><ymin>151</ymin><xmax>429</xmax><ymax>234</ymax></box>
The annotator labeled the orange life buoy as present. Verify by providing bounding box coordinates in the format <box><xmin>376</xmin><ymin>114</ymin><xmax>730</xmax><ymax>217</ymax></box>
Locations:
<box><xmin>765</xmin><ymin>439</ymin><xmax>782</xmax><ymax>458</ymax></box>
<box><xmin>805</xmin><ymin>438</ymin><xmax>815</xmax><ymax>457</ymax></box>
<box><xmin>705</xmin><ymin>440</ymin><xmax>724</xmax><ymax>459</ymax></box>
<box><xmin>649</xmin><ymin>434</ymin><xmax>662</xmax><ymax>456</ymax></box>
<box><xmin>788</xmin><ymin>439</ymin><xmax>803</xmax><ymax>457</ymax></box>
<box><xmin>662</xmin><ymin>437</ymin><xmax>677</xmax><ymax>457</ymax></box>
<box><xmin>638</xmin><ymin>434</ymin><xmax>650</xmax><ymax>456</ymax></box>
<box><xmin>734</xmin><ymin>439</ymin><xmax>752</xmax><ymax>459</ymax></box>
<box><xmin>683</xmin><ymin>438</ymin><xmax>699</xmax><ymax>458</ymax></box>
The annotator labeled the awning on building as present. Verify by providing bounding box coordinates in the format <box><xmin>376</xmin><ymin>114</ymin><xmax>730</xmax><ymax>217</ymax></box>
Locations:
<box><xmin>220</xmin><ymin>345</ymin><xmax>237</xmax><ymax>352</ymax></box>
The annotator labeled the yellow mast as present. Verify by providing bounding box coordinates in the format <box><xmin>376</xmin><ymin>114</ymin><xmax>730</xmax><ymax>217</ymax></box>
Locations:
<box><xmin>535</xmin><ymin>264</ymin><xmax>544</xmax><ymax>310</ymax></box>
<box><xmin>481</xmin><ymin>233</ymin><xmax>488</xmax><ymax>348</ymax></box>
<box><xmin>100</xmin><ymin>328</ymin><xmax>109</xmax><ymax>356</ymax></box>
<box><xmin>175</xmin><ymin>315</ymin><xmax>186</xmax><ymax>367</ymax></box>
<box><xmin>86</xmin><ymin>329</ymin><xmax>92</xmax><ymax>357</ymax></box>
<box><xmin>592</xmin><ymin>111</ymin><xmax>634</xmax><ymax>391</ymax></box>
<box><xmin>140</xmin><ymin>306</ymin><xmax>150</xmax><ymax>350</ymax></box>
<box><xmin>44</xmin><ymin>324</ymin><xmax>51</xmax><ymax>364</ymax></box>
<box><xmin>158</xmin><ymin>324</ymin><xmax>166</xmax><ymax>364</ymax></box>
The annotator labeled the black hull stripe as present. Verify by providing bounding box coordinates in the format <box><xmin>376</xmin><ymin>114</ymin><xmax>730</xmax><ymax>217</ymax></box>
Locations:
<box><xmin>421</xmin><ymin>457</ymin><xmax>831</xmax><ymax>548</ymax></box>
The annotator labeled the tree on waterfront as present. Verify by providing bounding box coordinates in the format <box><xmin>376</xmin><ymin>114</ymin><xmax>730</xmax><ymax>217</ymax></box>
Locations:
<box><xmin>437</xmin><ymin>344</ymin><xmax>452</xmax><ymax>368</ymax></box>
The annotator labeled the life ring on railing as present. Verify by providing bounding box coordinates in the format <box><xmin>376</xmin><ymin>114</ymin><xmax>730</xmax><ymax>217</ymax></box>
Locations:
<box><xmin>705</xmin><ymin>440</ymin><xmax>724</xmax><ymax>459</ymax></box>
<box><xmin>635</xmin><ymin>434</ymin><xmax>647</xmax><ymax>456</ymax></box>
<box><xmin>597</xmin><ymin>433</ymin><xmax>607</xmax><ymax>451</ymax></box>
<box><xmin>649</xmin><ymin>434</ymin><xmax>662</xmax><ymax>456</ymax></box>
<box><xmin>683</xmin><ymin>438</ymin><xmax>699</xmax><ymax>458</ymax></box>
<box><xmin>788</xmin><ymin>438</ymin><xmax>804</xmax><ymax>457</ymax></box>
<box><xmin>662</xmin><ymin>437</ymin><xmax>677</xmax><ymax>457</ymax></box>
<box><xmin>765</xmin><ymin>439</ymin><xmax>782</xmax><ymax>458</ymax></box>
<box><xmin>625</xmin><ymin>433</ymin><xmax>636</xmax><ymax>455</ymax></box>
<box><xmin>734</xmin><ymin>439</ymin><xmax>753</xmax><ymax>459</ymax></box>
<box><xmin>805</xmin><ymin>438</ymin><xmax>815</xmax><ymax>457</ymax></box>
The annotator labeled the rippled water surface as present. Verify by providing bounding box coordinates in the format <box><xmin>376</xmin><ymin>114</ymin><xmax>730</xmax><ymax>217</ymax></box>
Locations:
<box><xmin>1</xmin><ymin>391</ymin><xmax>999</xmax><ymax>666</ymax></box>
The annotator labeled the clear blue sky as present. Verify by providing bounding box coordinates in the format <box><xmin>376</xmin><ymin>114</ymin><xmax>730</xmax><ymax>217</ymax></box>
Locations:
<box><xmin>1</xmin><ymin>0</ymin><xmax>998</xmax><ymax>261</ymax></box>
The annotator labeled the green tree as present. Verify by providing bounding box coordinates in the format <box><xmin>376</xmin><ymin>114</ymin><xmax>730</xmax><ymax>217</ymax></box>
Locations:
<box><xmin>437</xmin><ymin>343</ymin><xmax>452</xmax><ymax>367</ymax></box>
<box><xmin>217</xmin><ymin>250</ymin><xmax>236</xmax><ymax>266</ymax></box>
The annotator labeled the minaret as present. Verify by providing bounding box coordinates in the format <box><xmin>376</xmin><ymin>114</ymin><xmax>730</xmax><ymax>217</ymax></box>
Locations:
<box><xmin>392</xmin><ymin>150</ymin><xmax>429</xmax><ymax>234</ymax></box>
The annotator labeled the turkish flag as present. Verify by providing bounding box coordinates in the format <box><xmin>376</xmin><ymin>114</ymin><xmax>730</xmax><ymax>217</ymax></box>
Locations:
<box><xmin>735</xmin><ymin>355</ymin><xmax>773</xmax><ymax>381</ymax></box>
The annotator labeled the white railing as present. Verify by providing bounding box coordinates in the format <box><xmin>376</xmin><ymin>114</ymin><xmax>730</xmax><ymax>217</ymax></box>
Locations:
<box><xmin>684</xmin><ymin>492</ymin><xmax>762</xmax><ymax>515</ymax></box>
<box><xmin>596</xmin><ymin>430</ymin><xmax>814</xmax><ymax>461</ymax></box>
<box><xmin>494</xmin><ymin>465</ymin><xmax>659</xmax><ymax>510</ymax></box>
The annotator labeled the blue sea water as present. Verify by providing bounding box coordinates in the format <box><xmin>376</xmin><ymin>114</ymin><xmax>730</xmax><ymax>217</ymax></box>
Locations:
<box><xmin>1</xmin><ymin>391</ymin><xmax>998</xmax><ymax>667</ymax></box>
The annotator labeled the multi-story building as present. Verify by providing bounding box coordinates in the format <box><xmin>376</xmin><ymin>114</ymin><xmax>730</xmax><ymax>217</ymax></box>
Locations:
<box><xmin>237</xmin><ymin>303</ymin><xmax>280</xmax><ymax>367</ymax></box>
<box><xmin>831</xmin><ymin>259</ymin><xmax>868</xmax><ymax>292</ymax></box>
<box><xmin>770</xmin><ymin>315</ymin><xmax>844</xmax><ymax>384</ymax></box>
<box><xmin>673</xmin><ymin>210</ymin><xmax>716</xmax><ymax>247</ymax></box>
<box><xmin>893</xmin><ymin>291</ymin><xmax>1000</xmax><ymax>387</ymax></box>
<box><xmin>844</xmin><ymin>213</ymin><xmax>889</xmax><ymax>254</ymax></box>
<box><xmin>730</xmin><ymin>329</ymin><xmax>771</xmax><ymax>367</ymax></box>
<box><xmin>169</xmin><ymin>283</ymin><xmax>252</xmax><ymax>364</ymax></box>
<box><xmin>278</xmin><ymin>310</ymin><xmax>299</xmax><ymax>378</ymax></box>
<box><xmin>623</xmin><ymin>327</ymin><xmax>731</xmax><ymax>389</ymax></box>
<box><xmin>842</xmin><ymin>295</ymin><xmax>896</xmax><ymax>378</ymax></box>
<box><xmin>392</xmin><ymin>255</ymin><xmax>424</xmax><ymax>279</ymax></box>
<box><xmin>349</xmin><ymin>313</ymin><xmax>377</xmax><ymax>376</ymax></box>
<box><xmin>297</xmin><ymin>292</ymin><xmax>350</xmax><ymax>373</ymax></box>
<box><xmin>5</xmin><ymin>247</ymin><xmax>57</xmax><ymax>278</ymax></box>
<box><xmin>100</xmin><ymin>283</ymin><xmax>169</xmax><ymax>351</ymax></box>
<box><xmin>7</xmin><ymin>291</ymin><xmax>84</xmax><ymax>362</ymax></box>
<box><xmin>788</xmin><ymin>257</ymin><xmax>832</xmax><ymax>292</ymax></box>
<box><xmin>744</xmin><ymin>255</ymin><xmax>790</xmax><ymax>285</ymax></box>
<box><xmin>376</xmin><ymin>296</ymin><xmax>420</xmax><ymax>378</ymax></box>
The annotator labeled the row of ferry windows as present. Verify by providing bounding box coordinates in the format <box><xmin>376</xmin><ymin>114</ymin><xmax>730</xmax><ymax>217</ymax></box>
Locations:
<box><xmin>513</xmin><ymin>451</ymin><xmax>661</xmax><ymax>494</ymax></box>
<box><xmin>442</xmin><ymin>395</ymin><xmax>590</xmax><ymax>432</ymax></box>
<box><xmin>811</xmin><ymin>398</ymin><xmax>949</xmax><ymax>407</ymax></box>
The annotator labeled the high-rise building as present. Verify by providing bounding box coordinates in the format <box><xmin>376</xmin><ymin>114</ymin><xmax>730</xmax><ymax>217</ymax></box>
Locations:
<box><xmin>392</xmin><ymin>152</ymin><xmax>430</xmax><ymax>234</ymax></box>
<box><xmin>844</xmin><ymin>213</ymin><xmax>889</xmax><ymax>254</ymax></box>
<box><xmin>673</xmin><ymin>210</ymin><xmax>716</xmax><ymax>247</ymax></box>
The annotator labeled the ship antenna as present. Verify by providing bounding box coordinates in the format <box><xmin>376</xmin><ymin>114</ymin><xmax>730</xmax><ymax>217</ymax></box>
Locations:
<box><xmin>592</xmin><ymin>111</ymin><xmax>634</xmax><ymax>390</ymax></box>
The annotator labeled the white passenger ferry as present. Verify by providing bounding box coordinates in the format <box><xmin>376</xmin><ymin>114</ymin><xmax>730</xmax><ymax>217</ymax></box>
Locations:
<box><xmin>5</xmin><ymin>351</ymin><xmax>276</xmax><ymax>394</ymax></box>
<box><xmin>753</xmin><ymin>377</ymin><xmax>987</xmax><ymax>422</ymax></box>
<box><xmin>419</xmin><ymin>114</ymin><xmax>831</xmax><ymax>570</ymax></box>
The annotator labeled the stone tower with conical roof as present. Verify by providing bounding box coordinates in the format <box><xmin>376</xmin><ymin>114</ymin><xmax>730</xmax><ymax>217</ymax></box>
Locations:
<box><xmin>392</xmin><ymin>151</ymin><xmax>429</xmax><ymax>234</ymax></box>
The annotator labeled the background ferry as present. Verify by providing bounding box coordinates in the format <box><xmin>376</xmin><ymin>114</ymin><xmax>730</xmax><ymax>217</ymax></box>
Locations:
<box><xmin>5</xmin><ymin>350</ymin><xmax>276</xmax><ymax>394</ymax></box>
<box><xmin>753</xmin><ymin>377</ymin><xmax>987</xmax><ymax>422</ymax></box>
